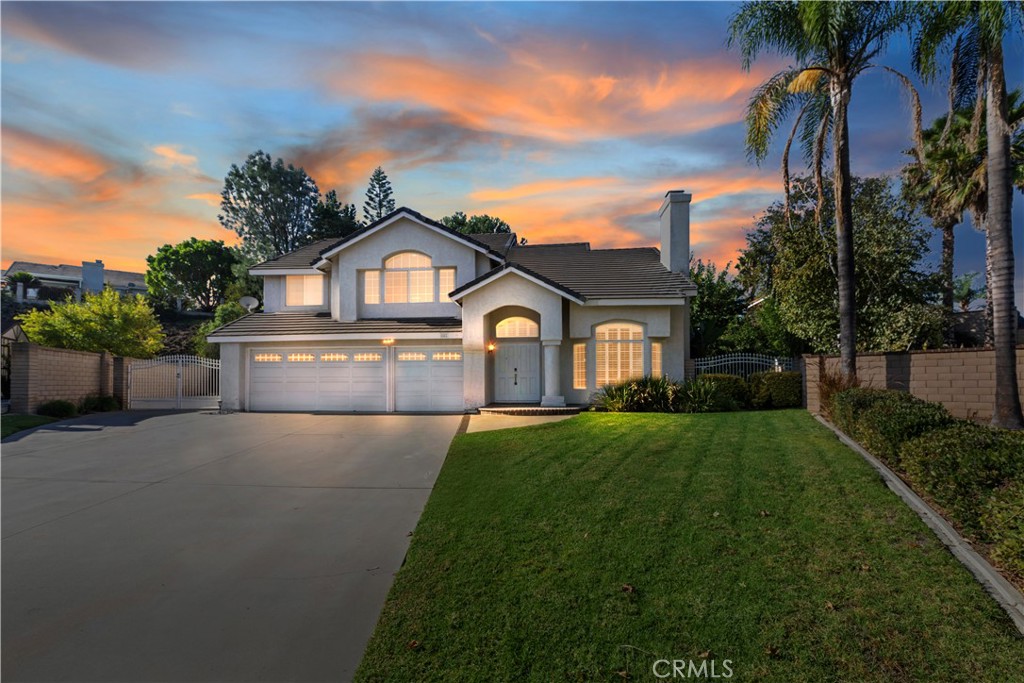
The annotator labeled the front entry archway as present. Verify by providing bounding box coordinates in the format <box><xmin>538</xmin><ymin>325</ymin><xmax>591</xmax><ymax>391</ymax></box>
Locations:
<box><xmin>494</xmin><ymin>342</ymin><xmax>541</xmax><ymax>402</ymax></box>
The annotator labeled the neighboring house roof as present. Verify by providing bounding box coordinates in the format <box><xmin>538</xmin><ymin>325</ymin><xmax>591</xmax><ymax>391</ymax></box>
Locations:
<box><xmin>504</xmin><ymin>243</ymin><xmax>696</xmax><ymax>299</ymax></box>
<box><xmin>207</xmin><ymin>312</ymin><xmax>462</xmax><ymax>339</ymax></box>
<box><xmin>312</xmin><ymin>207</ymin><xmax>508</xmax><ymax>266</ymax></box>
<box><xmin>3</xmin><ymin>261</ymin><xmax>146</xmax><ymax>290</ymax></box>
<box><xmin>470</xmin><ymin>232</ymin><xmax>518</xmax><ymax>254</ymax></box>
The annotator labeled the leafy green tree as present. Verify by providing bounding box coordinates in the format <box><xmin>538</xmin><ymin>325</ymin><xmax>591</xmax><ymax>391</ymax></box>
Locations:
<box><xmin>953</xmin><ymin>272</ymin><xmax>985</xmax><ymax>312</ymax></box>
<box><xmin>441</xmin><ymin>211</ymin><xmax>512</xmax><ymax>234</ymax></box>
<box><xmin>729</xmin><ymin>0</ymin><xmax>919</xmax><ymax>379</ymax></box>
<box><xmin>913</xmin><ymin>0</ymin><xmax>1024</xmax><ymax>428</ymax></box>
<box><xmin>719</xmin><ymin>297</ymin><xmax>808</xmax><ymax>358</ymax></box>
<box><xmin>363</xmin><ymin>166</ymin><xmax>395</xmax><ymax>223</ymax></box>
<box><xmin>310</xmin><ymin>190</ymin><xmax>361</xmax><ymax>240</ymax></box>
<box><xmin>689</xmin><ymin>257</ymin><xmax>746</xmax><ymax>357</ymax></box>
<box><xmin>145</xmin><ymin>238</ymin><xmax>238</xmax><ymax>312</ymax></box>
<box><xmin>193</xmin><ymin>302</ymin><xmax>248</xmax><ymax>359</ymax></box>
<box><xmin>18</xmin><ymin>288</ymin><xmax>164</xmax><ymax>358</ymax></box>
<box><xmin>219</xmin><ymin>150</ymin><xmax>320</xmax><ymax>262</ymax></box>
<box><xmin>738</xmin><ymin>175</ymin><xmax>944</xmax><ymax>354</ymax></box>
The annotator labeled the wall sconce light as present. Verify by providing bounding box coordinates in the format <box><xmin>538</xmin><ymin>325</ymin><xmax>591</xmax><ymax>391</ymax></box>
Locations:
<box><xmin>382</xmin><ymin>338</ymin><xmax>395</xmax><ymax>346</ymax></box>
<box><xmin>487</xmin><ymin>341</ymin><xmax>497</xmax><ymax>353</ymax></box>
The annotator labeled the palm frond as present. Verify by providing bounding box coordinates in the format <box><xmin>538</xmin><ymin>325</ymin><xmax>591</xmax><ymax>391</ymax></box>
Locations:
<box><xmin>788</xmin><ymin>67</ymin><xmax>828</xmax><ymax>94</ymax></box>
<box><xmin>728</xmin><ymin>1</ymin><xmax>807</xmax><ymax>71</ymax></box>
<box><xmin>744</xmin><ymin>68</ymin><xmax>804</xmax><ymax>163</ymax></box>
<box><xmin>880</xmin><ymin>66</ymin><xmax>924</xmax><ymax>164</ymax></box>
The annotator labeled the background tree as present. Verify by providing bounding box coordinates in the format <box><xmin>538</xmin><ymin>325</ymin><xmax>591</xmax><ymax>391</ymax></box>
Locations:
<box><xmin>18</xmin><ymin>289</ymin><xmax>164</xmax><ymax>358</ymax></box>
<box><xmin>688</xmin><ymin>257</ymin><xmax>746</xmax><ymax>357</ymax></box>
<box><xmin>441</xmin><ymin>212</ymin><xmax>512</xmax><ymax>234</ymax></box>
<box><xmin>310</xmin><ymin>190</ymin><xmax>361</xmax><ymax>240</ymax></box>
<box><xmin>145</xmin><ymin>238</ymin><xmax>238</xmax><ymax>312</ymax></box>
<box><xmin>913</xmin><ymin>0</ymin><xmax>1024</xmax><ymax>429</ymax></box>
<box><xmin>5</xmin><ymin>272</ymin><xmax>40</xmax><ymax>289</ymax></box>
<box><xmin>219</xmin><ymin>150</ymin><xmax>320</xmax><ymax>262</ymax></box>
<box><xmin>730</xmin><ymin>0</ymin><xmax>918</xmax><ymax>379</ymax></box>
<box><xmin>223</xmin><ymin>247</ymin><xmax>263</xmax><ymax>305</ymax></box>
<box><xmin>953</xmin><ymin>272</ymin><xmax>985</xmax><ymax>312</ymax></box>
<box><xmin>193</xmin><ymin>302</ymin><xmax>248</xmax><ymax>359</ymax></box>
<box><xmin>738</xmin><ymin>175</ymin><xmax>944</xmax><ymax>353</ymax></box>
<box><xmin>719</xmin><ymin>297</ymin><xmax>808</xmax><ymax>358</ymax></box>
<box><xmin>363</xmin><ymin>166</ymin><xmax>395</xmax><ymax>223</ymax></box>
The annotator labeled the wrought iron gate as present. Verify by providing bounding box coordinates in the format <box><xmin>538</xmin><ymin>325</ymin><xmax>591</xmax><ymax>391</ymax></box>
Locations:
<box><xmin>694</xmin><ymin>353</ymin><xmax>794</xmax><ymax>378</ymax></box>
<box><xmin>128</xmin><ymin>355</ymin><xmax>220</xmax><ymax>409</ymax></box>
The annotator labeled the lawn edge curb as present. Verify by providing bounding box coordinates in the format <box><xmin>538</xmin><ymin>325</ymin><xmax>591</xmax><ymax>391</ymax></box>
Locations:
<box><xmin>814</xmin><ymin>414</ymin><xmax>1024</xmax><ymax>637</ymax></box>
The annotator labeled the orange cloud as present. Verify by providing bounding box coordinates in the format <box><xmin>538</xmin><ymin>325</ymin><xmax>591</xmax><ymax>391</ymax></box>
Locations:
<box><xmin>150</xmin><ymin>144</ymin><xmax>198</xmax><ymax>169</ymax></box>
<box><xmin>469</xmin><ymin>176</ymin><xmax>621</xmax><ymax>203</ymax></box>
<box><xmin>2</xmin><ymin>125</ymin><xmax>109</xmax><ymax>183</ymax></box>
<box><xmin>187</xmin><ymin>192</ymin><xmax>222</xmax><ymax>208</ymax></box>
<box><xmin>327</xmin><ymin>50</ymin><xmax>777</xmax><ymax>142</ymax></box>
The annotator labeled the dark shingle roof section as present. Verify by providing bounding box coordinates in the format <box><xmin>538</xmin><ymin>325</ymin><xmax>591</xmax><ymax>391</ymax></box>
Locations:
<box><xmin>470</xmin><ymin>232</ymin><xmax>517</xmax><ymax>254</ymax></box>
<box><xmin>207</xmin><ymin>312</ymin><xmax>462</xmax><ymax>338</ymax></box>
<box><xmin>505</xmin><ymin>244</ymin><xmax>696</xmax><ymax>298</ymax></box>
<box><xmin>313</xmin><ymin>207</ymin><xmax>506</xmax><ymax>264</ymax></box>
<box><xmin>251</xmin><ymin>239</ymin><xmax>341</xmax><ymax>271</ymax></box>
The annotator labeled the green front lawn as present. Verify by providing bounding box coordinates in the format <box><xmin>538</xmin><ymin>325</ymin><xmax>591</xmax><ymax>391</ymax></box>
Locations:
<box><xmin>357</xmin><ymin>411</ymin><xmax>1023</xmax><ymax>682</ymax></box>
<box><xmin>1</xmin><ymin>414</ymin><xmax>57</xmax><ymax>439</ymax></box>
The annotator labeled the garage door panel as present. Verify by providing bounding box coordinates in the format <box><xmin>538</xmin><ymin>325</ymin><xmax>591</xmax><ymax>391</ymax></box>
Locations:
<box><xmin>395</xmin><ymin>349</ymin><xmax>463</xmax><ymax>412</ymax></box>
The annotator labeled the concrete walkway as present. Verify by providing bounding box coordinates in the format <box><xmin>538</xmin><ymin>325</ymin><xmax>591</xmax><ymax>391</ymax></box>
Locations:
<box><xmin>466</xmin><ymin>413</ymin><xmax>577</xmax><ymax>433</ymax></box>
<box><xmin>1</xmin><ymin>411</ymin><xmax>461</xmax><ymax>682</ymax></box>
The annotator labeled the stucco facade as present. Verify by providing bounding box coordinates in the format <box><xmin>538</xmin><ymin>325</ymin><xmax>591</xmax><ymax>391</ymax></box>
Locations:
<box><xmin>211</xmin><ymin>199</ymin><xmax>697</xmax><ymax>413</ymax></box>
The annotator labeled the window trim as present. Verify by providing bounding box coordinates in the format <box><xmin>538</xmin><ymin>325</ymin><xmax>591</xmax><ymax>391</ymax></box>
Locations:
<box><xmin>363</xmin><ymin>252</ymin><xmax>455</xmax><ymax>305</ymax></box>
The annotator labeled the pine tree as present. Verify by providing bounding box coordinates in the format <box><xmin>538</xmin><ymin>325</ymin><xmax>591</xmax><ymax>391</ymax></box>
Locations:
<box><xmin>363</xmin><ymin>167</ymin><xmax>395</xmax><ymax>223</ymax></box>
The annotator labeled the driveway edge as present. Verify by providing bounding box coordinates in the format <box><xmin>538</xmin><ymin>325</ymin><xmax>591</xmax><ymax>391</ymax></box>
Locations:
<box><xmin>814</xmin><ymin>414</ymin><xmax>1024</xmax><ymax>636</ymax></box>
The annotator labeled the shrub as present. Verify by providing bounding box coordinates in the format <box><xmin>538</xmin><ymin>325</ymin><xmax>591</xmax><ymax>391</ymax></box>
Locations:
<box><xmin>901</xmin><ymin>423</ymin><xmax>1024</xmax><ymax>531</ymax></box>
<box><xmin>761</xmin><ymin>371</ymin><xmax>803</xmax><ymax>408</ymax></box>
<box><xmin>593</xmin><ymin>376</ymin><xmax>680</xmax><ymax>413</ymax></box>
<box><xmin>855</xmin><ymin>392</ymin><xmax>954</xmax><ymax>467</ymax></box>
<box><xmin>747</xmin><ymin>372</ymin><xmax>771</xmax><ymax>409</ymax></box>
<box><xmin>79</xmin><ymin>394</ymin><xmax>121</xmax><ymax>413</ymax></box>
<box><xmin>980</xmin><ymin>480</ymin><xmax>1024</xmax><ymax>578</ymax></box>
<box><xmin>36</xmin><ymin>400</ymin><xmax>77</xmax><ymax>419</ymax></box>
<box><xmin>700</xmin><ymin>374</ymin><xmax>749</xmax><ymax>408</ymax></box>
<box><xmin>830</xmin><ymin>388</ymin><xmax>890</xmax><ymax>436</ymax></box>
<box><xmin>818</xmin><ymin>367</ymin><xmax>861</xmax><ymax>419</ymax></box>
<box><xmin>678</xmin><ymin>375</ymin><xmax>722</xmax><ymax>413</ymax></box>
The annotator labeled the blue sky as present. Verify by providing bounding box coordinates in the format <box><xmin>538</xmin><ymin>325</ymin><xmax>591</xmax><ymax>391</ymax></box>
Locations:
<box><xmin>2</xmin><ymin>1</ymin><xmax>1021</xmax><ymax>307</ymax></box>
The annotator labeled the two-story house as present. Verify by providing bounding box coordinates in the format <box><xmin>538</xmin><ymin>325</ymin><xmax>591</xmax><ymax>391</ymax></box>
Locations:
<box><xmin>208</xmin><ymin>191</ymin><xmax>697</xmax><ymax>412</ymax></box>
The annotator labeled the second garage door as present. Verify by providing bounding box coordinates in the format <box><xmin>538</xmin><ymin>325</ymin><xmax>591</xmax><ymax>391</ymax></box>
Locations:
<box><xmin>395</xmin><ymin>349</ymin><xmax>464</xmax><ymax>412</ymax></box>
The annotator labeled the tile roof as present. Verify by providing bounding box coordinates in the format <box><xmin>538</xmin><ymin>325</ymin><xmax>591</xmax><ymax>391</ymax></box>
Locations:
<box><xmin>250</xmin><ymin>239</ymin><xmax>340</xmax><ymax>271</ymax></box>
<box><xmin>504</xmin><ymin>243</ymin><xmax>695</xmax><ymax>299</ymax></box>
<box><xmin>4</xmin><ymin>261</ymin><xmax>146</xmax><ymax>290</ymax></box>
<box><xmin>469</xmin><ymin>232</ymin><xmax>517</xmax><ymax>254</ymax></box>
<box><xmin>207</xmin><ymin>312</ymin><xmax>462</xmax><ymax>338</ymax></box>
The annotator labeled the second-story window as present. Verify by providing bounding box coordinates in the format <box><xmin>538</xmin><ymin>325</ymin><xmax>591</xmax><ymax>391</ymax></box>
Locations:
<box><xmin>363</xmin><ymin>252</ymin><xmax>454</xmax><ymax>305</ymax></box>
<box><xmin>285</xmin><ymin>275</ymin><xmax>323</xmax><ymax>307</ymax></box>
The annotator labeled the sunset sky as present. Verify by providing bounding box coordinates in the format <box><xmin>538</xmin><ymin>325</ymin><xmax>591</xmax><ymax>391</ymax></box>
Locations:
<box><xmin>2</xmin><ymin>1</ymin><xmax>1022</xmax><ymax>304</ymax></box>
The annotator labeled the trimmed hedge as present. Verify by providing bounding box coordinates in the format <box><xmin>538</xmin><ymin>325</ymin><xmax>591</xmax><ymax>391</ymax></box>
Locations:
<box><xmin>36</xmin><ymin>400</ymin><xmax>77</xmax><ymax>419</ymax></box>
<box><xmin>831</xmin><ymin>387</ymin><xmax>891</xmax><ymax>436</ymax></box>
<box><xmin>855</xmin><ymin>392</ymin><xmax>954</xmax><ymax>467</ymax></box>
<box><xmin>79</xmin><ymin>394</ymin><xmax>121</xmax><ymax>413</ymax></box>
<box><xmin>981</xmin><ymin>480</ymin><xmax>1024</xmax><ymax>577</ymax></box>
<box><xmin>749</xmin><ymin>371</ymin><xmax>803</xmax><ymax>409</ymax></box>
<box><xmin>901</xmin><ymin>422</ymin><xmax>1024</xmax><ymax>532</ymax></box>
<box><xmin>700</xmin><ymin>374</ymin><xmax>749</xmax><ymax>408</ymax></box>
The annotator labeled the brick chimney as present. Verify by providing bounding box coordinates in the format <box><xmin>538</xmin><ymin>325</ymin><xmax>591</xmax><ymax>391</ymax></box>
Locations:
<box><xmin>659</xmin><ymin>190</ymin><xmax>691</xmax><ymax>273</ymax></box>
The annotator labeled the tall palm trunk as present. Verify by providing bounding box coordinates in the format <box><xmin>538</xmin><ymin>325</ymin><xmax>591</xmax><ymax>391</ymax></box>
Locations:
<box><xmin>939</xmin><ymin>220</ymin><xmax>955</xmax><ymax>312</ymax></box>
<box><xmin>985</xmin><ymin>45</ymin><xmax>1024</xmax><ymax>429</ymax></box>
<box><xmin>832</xmin><ymin>80</ymin><xmax>857</xmax><ymax>378</ymax></box>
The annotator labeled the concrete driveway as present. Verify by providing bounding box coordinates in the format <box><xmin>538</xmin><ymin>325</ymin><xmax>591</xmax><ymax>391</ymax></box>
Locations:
<box><xmin>1</xmin><ymin>411</ymin><xmax>462</xmax><ymax>682</ymax></box>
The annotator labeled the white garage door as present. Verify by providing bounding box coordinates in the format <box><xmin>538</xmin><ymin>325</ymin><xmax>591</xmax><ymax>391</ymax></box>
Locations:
<box><xmin>395</xmin><ymin>349</ymin><xmax>464</xmax><ymax>412</ymax></box>
<box><xmin>249</xmin><ymin>349</ymin><xmax>387</xmax><ymax>412</ymax></box>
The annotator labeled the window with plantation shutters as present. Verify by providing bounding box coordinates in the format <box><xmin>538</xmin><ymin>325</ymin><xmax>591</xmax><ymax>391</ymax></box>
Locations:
<box><xmin>595</xmin><ymin>322</ymin><xmax>644</xmax><ymax>386</ymax></box>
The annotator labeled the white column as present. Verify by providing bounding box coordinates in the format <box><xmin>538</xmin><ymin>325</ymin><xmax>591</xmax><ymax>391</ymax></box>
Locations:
<box><xmin>541</xmin><ymin>340</ymin><xmax>565</xmax><ymax>407</ymax></box>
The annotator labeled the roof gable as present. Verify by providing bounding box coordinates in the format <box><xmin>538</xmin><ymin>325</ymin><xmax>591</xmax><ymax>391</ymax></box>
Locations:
<box><xmin>449</xmin><ymin>262</ymin><xmax>585</xmax><ymax>304</ymax></box>
<box><xmin>312</xmin><ymin>207</ymin><xmax>505</xmax><ymax>267</ymax></box>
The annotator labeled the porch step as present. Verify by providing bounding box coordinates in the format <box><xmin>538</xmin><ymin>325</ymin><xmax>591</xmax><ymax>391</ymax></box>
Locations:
<box><xmin>478</xmin><ymin>404</ymin><xmax>583</xmax><ymax>416</ymax></box>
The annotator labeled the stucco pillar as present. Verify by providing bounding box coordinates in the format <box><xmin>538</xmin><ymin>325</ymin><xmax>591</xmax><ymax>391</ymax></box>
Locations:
<box><xmin>219</xmin><ymin>343</ymin><xmax>242</xmax><ymax>411</ymax></box>
<box><xmin>541</xmin><ymin>340</ymin><xmax>564</xmax><ymax>407</ymax></box>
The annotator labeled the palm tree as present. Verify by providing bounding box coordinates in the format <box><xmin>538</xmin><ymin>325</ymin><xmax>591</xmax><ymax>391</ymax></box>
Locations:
<box><xmin>914</xmin><ymin>1</ymin><xmax>1024</xmax><ymax>429</ymax></box>
<box><xmin>729</xmin><ymin>1</ymin><xmax>918</xmax><ymax>379</ymax></box>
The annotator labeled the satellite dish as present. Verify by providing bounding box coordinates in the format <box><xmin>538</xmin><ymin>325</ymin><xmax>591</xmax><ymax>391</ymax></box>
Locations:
<box><xmin>239</xmin><ymin>296</ymin><xmax>259</xmax><ymax>312</ymax></box>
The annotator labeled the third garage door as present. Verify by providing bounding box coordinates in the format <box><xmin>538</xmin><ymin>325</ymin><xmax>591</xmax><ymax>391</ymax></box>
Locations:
<box><xmin>395</xmin><ymin>349</ymin><xmax>464</xmax><ymax>412</ymax></box>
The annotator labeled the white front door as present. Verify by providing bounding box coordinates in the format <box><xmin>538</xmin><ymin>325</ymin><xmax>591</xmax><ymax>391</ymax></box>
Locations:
<box><xmin>494</xmin><ymin>342</ymin><xmax>541</xmax><ymax>403</ymax></box>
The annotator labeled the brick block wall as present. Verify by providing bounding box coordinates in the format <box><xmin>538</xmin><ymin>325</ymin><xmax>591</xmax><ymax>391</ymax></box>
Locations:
<box><xmin>9</xmin><ymin>343</ymin><xmax>115</xmax><ymax>414</ymax></box>
<box><xmin>803</xmin><ymin>346</ymin><xmax>1024</xmax><ymax>421</ymax></box>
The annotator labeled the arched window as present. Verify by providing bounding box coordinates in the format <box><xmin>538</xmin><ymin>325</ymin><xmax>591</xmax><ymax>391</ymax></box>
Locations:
<box><xmin>595</xmin><ymin>322</ymin><xmax>643</xmax><ymax>385</ymax></box>
<box><xmin>496</xmin><ymin>316</ymin><xmax>539</xmax><ymax>338</ymax></box>
<box><xmin>384</xmin><ymin>251</ymin><xmax>433</xmax><ymax>303</ymax></box>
